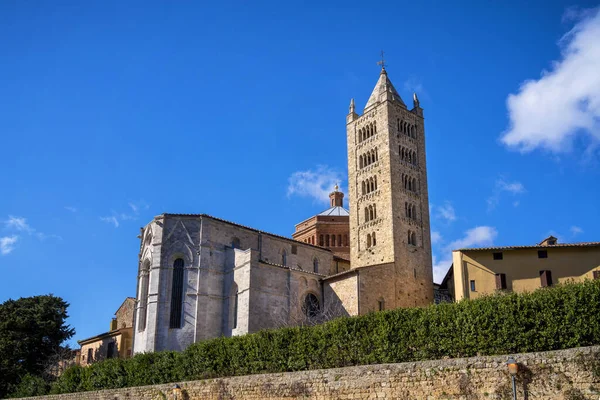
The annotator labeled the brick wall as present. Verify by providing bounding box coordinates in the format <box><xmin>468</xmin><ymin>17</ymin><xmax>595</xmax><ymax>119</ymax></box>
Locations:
<box><xmin>16</xmin><ymin>346</ymin><xmax>600</xmax><ymax>399</ymax></box>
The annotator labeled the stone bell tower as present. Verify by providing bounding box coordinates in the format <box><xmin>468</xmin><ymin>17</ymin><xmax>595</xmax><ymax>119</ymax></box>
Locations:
<box><xmin>346</xmin><ymin>65</ymin><xmax>433</xmax><ymax>309</ymax></box>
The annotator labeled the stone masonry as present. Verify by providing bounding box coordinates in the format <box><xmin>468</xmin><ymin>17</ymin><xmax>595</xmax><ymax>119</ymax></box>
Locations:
<box><xmin>17</xmin><ymin>346</ymin><xmax>600</xmax><ymax>399</ymax></box>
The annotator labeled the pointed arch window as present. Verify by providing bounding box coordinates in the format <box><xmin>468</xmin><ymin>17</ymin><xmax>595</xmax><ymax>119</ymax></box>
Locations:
<box><xmin>169</xmin><ymin>258</ymin><xmax>185</xmax><ymax>329</ymax></box>
<box><xmin>281</xmin><ymin>250</ymin><xmax>287</xmax><ymax>266</ymax></box>
<box><xmin>138</xmin><ymin>260</ymin><xmax>151</xmax><ymax>332</ymax></box>
<box><xmin>303</xmin><ymin>294</ymin><xmax>320</xmax><ymax>318</ymax></box>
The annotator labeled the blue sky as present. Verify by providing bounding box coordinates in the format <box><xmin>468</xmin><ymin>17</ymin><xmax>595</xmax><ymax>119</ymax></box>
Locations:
<box><xmin>1</xmin><ymin>1</ymin><xmax>599</xmax><ymax>346</ymax></box>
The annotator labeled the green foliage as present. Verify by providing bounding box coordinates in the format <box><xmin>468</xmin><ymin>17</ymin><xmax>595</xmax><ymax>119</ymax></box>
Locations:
<box><xmin>6</xmin><ymin>374</ymin><xmax>49</xmax><ymax>398</ymax></box>
<box><xmin>50</xmin><ymin>281</ymin><xmax>600</xmax><ymax>395</ymax></box>
<box><xmin>0</xmin><ymin>294</ymin><xmax>75</xmax><ymax>398</ymax></box>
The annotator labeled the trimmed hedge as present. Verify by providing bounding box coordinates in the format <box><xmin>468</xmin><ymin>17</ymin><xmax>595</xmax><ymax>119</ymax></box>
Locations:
<box><xmin>49</xmin><ymin>280</ymin><xmax>600</xmax><ymax>394</ymax></box>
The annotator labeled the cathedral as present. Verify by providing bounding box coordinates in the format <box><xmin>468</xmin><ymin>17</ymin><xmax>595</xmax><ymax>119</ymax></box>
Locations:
<box><xmin>133</xmin><ymin>66</ymin><xmax>434</xmax><ymax>354</ymax></box>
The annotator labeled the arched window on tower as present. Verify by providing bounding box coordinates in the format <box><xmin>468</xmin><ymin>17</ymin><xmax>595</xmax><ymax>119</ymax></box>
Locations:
<box><xmin>372</xmin><ymin>232</ymin><xmax>377</xmax><ymax>246</ymax></box>
<box><xmin>373</xmin><ymin>204</ymin><xmax>377</xmax><ymax>219</ymax></box>
<box><xmin>332</xmin><ymin>235</ymin><xmax>336</xmax><ymax>247</ymax></box>
<box><xmin>319</xmin><ymin>235</ymin><xmax>324</xmax><ymax>246</ymax></box>
<box><xmin>169</xmin><ymin>258</ymin><xmax>185</xmax><ymax>329</ymax></box>
<box><xmin>138</xmin><ymin>260</ymin><xmax>151</xmax><ymax>332</ymax></box>
<box><xmin>369</xmin><ymin>205</ymin><xmax>374</xmax><ymax>221</ymax></box>
<box><xmin>374</xmin><ymin>176</ymin><xmax>378</xmax><ymax>190</ymax></box>
<box><xmin>361</xmin><ymin>181</ymin><xmax>366</xmax><ymax>195</ymax></box>
<box><xmin>364</xmin><ymin>207</ymin><xmax>369</xmax><ymax>222</ymax></box>
<box><xmin>338</xmin><ymin>234</ymin><xmax>342</xmax><ymax>247</ymax></box>
<box><xmin>359</xmin><ymin>155</ymin><xmax>364</xmax><ymax>169</ymax></box>
<box><xmin>413</xmin><ymin>178</ymin><xmax>417</xmax><ymax>192</ymax></box>
<box><xmin>325</xmin><ymin>235</ymin><xmax>330</xmax><ymax>247</ymax></box>
<box><xmin>367</xmin><ymin>233</ymin><xmax>372</xmax><ymax>248</ymax></box>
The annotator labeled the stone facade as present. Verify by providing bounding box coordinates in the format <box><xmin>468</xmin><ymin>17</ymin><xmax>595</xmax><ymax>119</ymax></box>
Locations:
<box><xmin>344</xmin><ymin>67</ymin><xmax>434</xmax><ymax>310</ymax></box>
<box><xmin>134</xmin><ymin>214</ymin><xmax>334</xmax><ymax>354</ymax></box>
<box><xmin>19</xmin><ymin>346</ymin><xmax>600</xmax><ymax>399</ymax></box>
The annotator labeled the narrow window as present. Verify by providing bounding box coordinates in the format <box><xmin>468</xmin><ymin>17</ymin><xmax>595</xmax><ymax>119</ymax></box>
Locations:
<box><xmin>470</xmin><ymin>280</ymin><xmax>476</xmax><ymax>292</ymax></box>
<box><xmin>232</xmin><ymin>292</ymin><xmax>238</xmax><ymax>329</ymax></box>
<box><xmin>138</xmin><ymin>260</ymin><xmax>151</xmax><ymax>332</ymax></box>
<box><xmin>169</xmin><ymin>258</ymin><xmax>185</xmax><ymax>329</ymax></box>
<box><xmin>291</xmin><ymin>245</ymin><xmax>297</xmax><ymax>255</ymax></box>
<box><xmin>378</xmin><ymin>299</ymin><xmax>385</xmax><ymax>311</ymax></box>
<box><xmin>538</xmin><ymin>250</ymin><xmax>548</xmax><ymax>259</ymax></box>
<box><xmin>332</xmin><ymin>235</ymin><xmax>336</xmax><ymax>247</ymax></box>
<box><xmin>303</xmin><ymin>294</ymin><xmax>320</xmax><ymax>318</ymax></box>
<box><xmin>495</xmin><ymin>273</ymin><xmax>507</xmax><ymax>290</ymax></box>
<box><xmin>87</xmin><ymin>348</ymin><xmax>93</xmax><ymax>364</ymax></box>
<box><xmin>493</xmin><ymin>252</ymin><xmax>503</xmax><ymax>260</ymax></box>
<box><xmin>313</xmin><ymin>258</ymin><xmax>319</xmax><ymax>273</ymax></box>
<box><xmin>414</xmin><ymin>268</ymin><xmax>417</xmax><ymax>279</ymax></box>
<box><xmin>540</xmin><ymin>270</ymin><xmax>553</xmax><ymax>287</ymax></box>
<box><xmin>593</xmin><ymin>271</ymin><xmax>600</xmax><ymax>280</ymax></box>
<box><xmin>319</xmin><ymin>235</ymin><xmax>324</xmax><ymax>246</ymax></box>
<box><xmin>367</xmin><ymin>234</ymin><xmax>372</xmax><ymax>248</ymax></box>
<box><xmin>231</xmin><ymin>237</ymin><xmax>241</xmax><ymax>249</ymax></box>
<box><xmin>325</xmin><ymin>235</ymin><xmax>330</xmax><ymax>247</ymax></box>
<box><xmin>344</xmin><ymin>234</ymin><xmax>348</xmax><ymax>246</ymax></box>
<box><xmin>338</xmin><ymin>234</ymin><xmax>342</xmax><ymax>247</ymax></box>
<box><xmin>107</xmin><ymin>342</ymin><xmax>115</xmax><ymax>359</ymax></box>
<box><xmin>362</xmin><ymin>181</ymin><xmax>366</xmax><ymax>195</ymax></box>
<box><xmin>281</xmin><ymin>251</ymin><xmax>287</xmax><ymax>266</ymax></box>
<box><xmin>372</xmin><ymin>232</ymin><xmax>376</xmax><ymax>246</ymax></box>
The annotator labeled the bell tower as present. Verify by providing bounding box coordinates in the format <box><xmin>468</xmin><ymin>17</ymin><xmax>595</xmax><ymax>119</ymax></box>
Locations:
<box><xmin>346</xmin><ymin>65</ymin><xmax>433</xmax><ymax>309</ymax></box>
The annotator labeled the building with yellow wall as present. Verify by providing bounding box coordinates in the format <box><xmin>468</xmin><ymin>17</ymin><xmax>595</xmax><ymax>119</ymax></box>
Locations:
<box><xmin>442</xmin><ymin>236</ymin><xmax>600</xmax><ymax>301</ymax></box>
<box><xmin>78</xmin><ymin>298</ymin><xmax>135</xmax><ymax>366</ymax></box>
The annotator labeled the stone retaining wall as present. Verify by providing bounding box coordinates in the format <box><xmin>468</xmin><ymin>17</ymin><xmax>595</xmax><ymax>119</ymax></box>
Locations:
<box><xmin>17</xmin><ymin>346</ymin><xmax>600</xmax><ymax>399</ymax></box>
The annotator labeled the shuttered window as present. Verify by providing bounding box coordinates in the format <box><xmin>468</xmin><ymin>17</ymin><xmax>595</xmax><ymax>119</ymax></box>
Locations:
<box><xmin>593</xmin><ymin>271</ymin><xmax>600</xmax><ymax>280</ymax></box>
<box><xmin>169</xmin><ymin>258</ymin><xmax>185</xmax><ymax>329</ymax></box>
<box><xmin>495</xmin><ymin>273</ymin><xmax>507</xmax><ymax>290</ymax></box>
<box><xmin>540</xmin><ymin>270</ymin><xmax>553</xmax><ymax>288</ymax></box>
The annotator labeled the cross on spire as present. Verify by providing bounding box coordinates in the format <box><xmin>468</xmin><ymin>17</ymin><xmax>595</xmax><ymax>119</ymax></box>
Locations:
<box><xmin>376</xmin><ymin>50</ymin><xmax>386</xmax><ymax>70</ymax></box>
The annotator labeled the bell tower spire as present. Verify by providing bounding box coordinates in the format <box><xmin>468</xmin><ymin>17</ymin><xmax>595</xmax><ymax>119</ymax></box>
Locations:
<box><xmin>345</xmin><ymin>62</ymin><xmax>434</xmax><ymax>312</ymax></box>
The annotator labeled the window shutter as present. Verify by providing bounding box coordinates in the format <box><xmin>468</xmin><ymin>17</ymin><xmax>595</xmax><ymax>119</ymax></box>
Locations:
<box><xmin>495</xmin><ymin>273</ymin><xmax>507</xmax><ymax>290</ymax></box>
<box><xmin>540</xmin><ymin>270</ymin><xmax>552</xmax><ymax>287</ymax></box>
<box><xmin>594</xmin><ymin>271</ymin><xmax>600</xmax><ymax>280</ymax></box>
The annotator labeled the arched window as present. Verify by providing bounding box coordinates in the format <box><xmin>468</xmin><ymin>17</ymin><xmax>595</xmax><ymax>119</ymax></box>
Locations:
<box><xmin>319</xmin><ymin>235</ymin><xmax>324</xmax><ymax>246</ymax></box>
<box><xmin>370</xmin><ymin>178</ymin><xmax>375</xmax><ymax>192</ymax></box>
<box><xmin>325</xmin><ymin>235</ymin><xmax>330</xmax><ymax>247</ymax></box>
<box><xmin>408</xmin><ymin>230</ymin><xmax>413</xmax><ymax>245</ymax></box>
<box><xmin>408</xmin><ymin>179</ymin><xmax>413</xmax><ymax>191</ymax></box>
<box><xmin>332</xmin><ymin>235</ymin><xmax>336</xmax><ymax>247</ymax></box>
<box><xmin>138</xmin><ymin>260</ymin><xmax>151</xmax><ymax>332</ymax></box>
<box><xmin>374</xmin><ymin>176</ymin><xmax>378</xmax><ymax>190</ymax></box>
<box><xmin>397</xmin><ymin>119</ymin><xmax>400</xmax><ymax>131</ymax></box>
<box><xmin>372</xmin><ymin>232</ymin><xmax>377</xmax><ymax>246</ymax></box>
<box><xmin>313</xmin><ymin>258</ymin><xmax>319</xmax><ymax>273</ymax></box>
<box><xmin>369</xmin><ymin>205</ymin><xmax>374</xmax><ymax>221</ymax></box>
<box><xmin>344</xmin><ymin>234</ymin><xmax>348</xmax><ymax>246</ymax></box>
<box><xmin>359</xmin><ymin>155</ymin><xmax>363</xmax><ymax>169</ymax></box>
<box><xmin>413</xmin><ymin>178</ymin><xmax>417</xmax><ymax>192</ymax></box>
<box><xmin>367</xmin><ymin>153</ymin><xmax>371</xmax><ymax>165</ymax></box>
<box><xmin>373</xmin><ymin>204</ymin><xmax>377</xmax><ymax>219</ymax></box>
<box><xmin>231</xmin><ymin>237</ymin><xmax>240</xmax><ymax>249</ymax></box>
<box><xmin>364</xmin><ymin>207</ymin><xmax>369</xmax><ymax>222</ymax></box>
<box><xmin>412</xmin><ymin>232</ymin><xmax>417</xmax><ymax>246</ymax></box>
<box><xmin>169</xmin><ymin>258</ymin><xmax>184</xmax><ymax>329</ymax></box>
<box><xmin>338</xmin><ymin>234</ymin><xmax>342</xmax><ymax>247</ymax></box>
<box><xmin>303</xmin><ymin>294</ymin><xmax>320</xmax><ymax>318</ymax></box>
<box><xmin>367</xmin><ymin>233</ymin><xmax>372</xmax><ymax>248</ymax></box>
<box><xmin>281</xmin><ymin>250</ymin><xmax>287</xmax><ymax>266</ymax></box>
<box><xmin>361</xmin><ymin>181</ymin><xmax>366</xmax><ymax>195</ymax></box>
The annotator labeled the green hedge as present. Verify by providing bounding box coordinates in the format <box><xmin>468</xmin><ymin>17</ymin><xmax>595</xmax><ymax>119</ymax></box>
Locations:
<box><xmin>47</xmin><ymin>280</ymin><xmax>600</xmax><ymax>395</ymax></box>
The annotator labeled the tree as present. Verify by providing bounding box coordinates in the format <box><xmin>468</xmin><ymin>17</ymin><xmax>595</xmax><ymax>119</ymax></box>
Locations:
<box><xmin>0</xmin><ymin>295</ymin><xmax>75</xmax><ymax>397</ymax></box>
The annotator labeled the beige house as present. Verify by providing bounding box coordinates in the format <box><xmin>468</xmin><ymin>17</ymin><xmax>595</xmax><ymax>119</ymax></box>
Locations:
<box><xmin>442</xmin><ymin>236</ymin><xmax>600</xmax><ymax>301</ymax></box>
<box><xmin>78</xmin><ymin>298</ymin><xmax>135</xmax><ymax>366</ymax></box>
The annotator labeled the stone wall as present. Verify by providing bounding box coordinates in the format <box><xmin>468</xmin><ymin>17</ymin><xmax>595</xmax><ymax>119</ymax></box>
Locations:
<box><xmin>18</xmin><ymin>346</ymin><xmax>600</xmax><ymax>399</ymax></box>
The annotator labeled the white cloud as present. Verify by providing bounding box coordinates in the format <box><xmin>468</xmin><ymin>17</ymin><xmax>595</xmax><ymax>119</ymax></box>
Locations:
<box><xmin>100</xmin><ymin>216</ymin><xmax>120</xmax><ymax>228</ymax></box>
<box><xmin>447</xmin><ymin>226</ymin><xmax>498</xmax><ymax>250</ymax></box>
<box><xmin>287</xmin><ymin>165</ymin><xmax>344</xmax><ymax>204</ymax></box>
<box><xmin>435</xmin><ymin>202</ymin><xmax>456</xmax><ymax>222</ymax></box>
<box><xmin>5</xmin><ymin>216</ymin><xmax>34</xmax><ymax>233</ymax></box>
<box><xmin>64</xmin><ymin>206</ymin><xmax>78</xmax><ymax>213</ymax></box>
<box><xmin>497</xmin><ymin>180</ymin><xmax>525</xmax><ymax>194</ymax></box>
<box><xmin>432</xmin><ymin>254</ymin><xmax>452</xmax><ymax>284</ymax></box>
<box><xmin>431</xmin><ymin>231</ymin><xmax>442</xmax><ymax>245</ymax></box>
<box><xmin>570</xmin><ymin>225</ymin><xmax>584</xmax><ymax>235</ymax></box>
<box><xmin>0</xmin><ymin>236</ymin><xmax>18</xmax><ymax>255</ymax></box>
<box><xmin>501</xmin><ymin>8</ymin><xmax>600</xmax><ymax>153</ymax></box>
<box><xmin>488</xmin><ymin>178</ymin><xmax>526</xmax><ymax>211</ymax></box>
